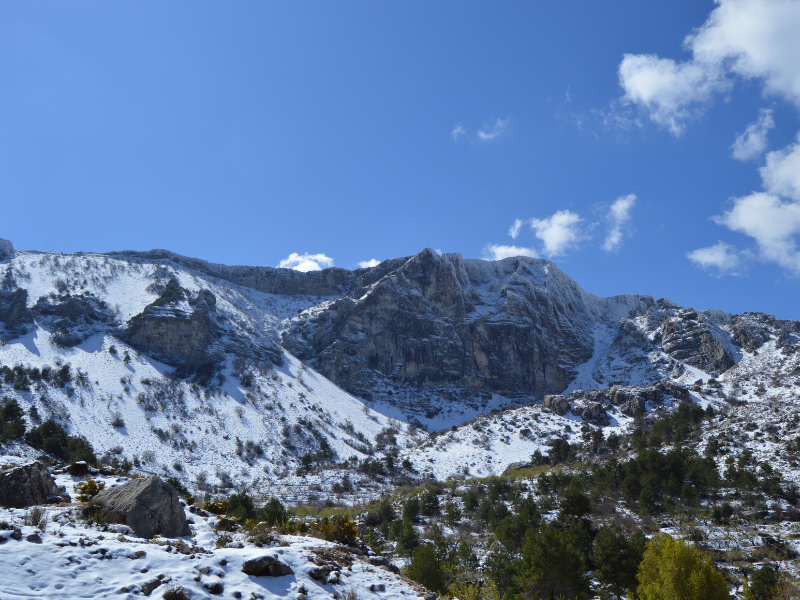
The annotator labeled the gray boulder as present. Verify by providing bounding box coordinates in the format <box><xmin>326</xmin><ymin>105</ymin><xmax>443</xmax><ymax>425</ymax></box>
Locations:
<box><xmin>93</xmin><ymin>475</ymin><xmax>191</xmax><ymax>539</ymax></box>
<box><xmin>0</xmin><ymin>461</ymin><xmax>63</xmax><ymax>508</ymax></box>
<box><xmin>543</xmin><ymin>395</ymin><xmax>570</xmax><ymax>416</ymax></box>
<box><xmin>242</xmin><ymin>555</ymin><xmax>294</xmax><ymax>577</ymax></box>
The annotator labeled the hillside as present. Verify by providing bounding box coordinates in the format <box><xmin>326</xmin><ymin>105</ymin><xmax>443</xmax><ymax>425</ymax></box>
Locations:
<box><xmin>1</xmin><ymin>239</ymin><xmax>800</xmax><ymax>495</ymax></box>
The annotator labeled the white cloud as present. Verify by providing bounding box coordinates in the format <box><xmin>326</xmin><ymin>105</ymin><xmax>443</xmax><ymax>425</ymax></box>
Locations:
<box><xmin>278</xmin><ymin>252</ymin><xmax>335</xmax><ymax>272</ymax></box>
<box><xmin>687</xmin><ymin>241</ymin><xmax>744</xmax><ymax>275</ymax></box>
<box><xmin>732</xmin><ymin>109</ymin><xmax>774</xmax><ymax>161</ymax></box>
<box><xmin>482</xmin><ymin>244</ymin><xmax>538</xmax><ymax>261</ymax></box>
<box><xmin>760</xmin><ymin>133</ymin><xmax>800</xmax><ymax>200</ymax></box>
<box><xmin>529</xmin><ymin>210</ymin><xmax>583</xmax><ymax>257</ymax></box>
<box><xmin>508</xmin><ymin>218</ymin><xmax>524</xmax><ymax>239</ymax></box>
<box><xmin>617</xmin><ymin>0</ymin><xmax>800</xmax><ymax>135</ymax></box>
<box><xmin>477</xmin><ymin>118</ymin><xmax>509</xmax><ymax>141</ymax></box>
<box><xmin>603</xmin><ymin>193</ymin><xmax>637</xmax><ymax>252</ymax></box>
<box><xmin>713</xmin><ymin>191</ymin><xmax>800</xmax><ymax>273</ymax></box>
<box><xmin>618</xmin><ymin>54</ymin><xmax>726</xmax><ymax>135</ymax></box>
<box><xmin>451</xmin><ymin>123</ymin><xmax>466</xmax><ymax>141</ymax></box>
<box><xmin>358</xmin><ymin>259</ymin><xmax>381</xmax><ymax>268</ymax></box>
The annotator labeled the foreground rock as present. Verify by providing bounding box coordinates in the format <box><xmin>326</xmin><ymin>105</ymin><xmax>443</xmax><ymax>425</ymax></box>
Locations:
<box><xmin>0</xmin><ymin>461</ymin><xmax>64</xmax><ymax>508</ymax></box>
<box><xmin>93</xmin><ymin>475</ymin><xmax>191</xmax><ymax>539</ymax></box>
<box><xmin>242</xmin><ymin>555</ymin><xmax>294</xmax><ymax>577</ymax></box>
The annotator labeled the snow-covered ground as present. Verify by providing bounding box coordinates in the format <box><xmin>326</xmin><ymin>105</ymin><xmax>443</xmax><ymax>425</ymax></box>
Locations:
<box><xmin>0</xmin><ymin>470</ymin><xmax>425</xmax><ymax>600</ymax></box>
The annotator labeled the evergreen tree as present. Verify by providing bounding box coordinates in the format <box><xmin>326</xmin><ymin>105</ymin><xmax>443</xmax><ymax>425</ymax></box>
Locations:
<box><xmin>591</xmin><ymin>524</ymin><xmax>646</xmax><ymax>599</ymax></box>
<box><xmin>637</xmin><ymin>534</ymin><xmax>730</xmax><ymax>600</ymax></box>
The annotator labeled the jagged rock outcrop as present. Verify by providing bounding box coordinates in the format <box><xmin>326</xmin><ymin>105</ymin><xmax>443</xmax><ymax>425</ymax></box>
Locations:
<box><xmin>0</xmin><ymin>238</ymin><xmax>12</xmax><ymax>260</ymax></box>
<box><xmin>284</xmin><ymin>249</ymin><xmax>657</xmax><ymax>406</ymax></box>
<box><xmin>92</xmin><ymin>475</ymin><xmax>191</xmax><ymax>539</ymax></box>
<box><xmin>660</xmin><ymin>310</ymin><xmax>735</xmax><ymax>375</ymax></box>
<box><xmin>543</xmin><ymin>395</ymin><xmax>571</xmax><ymax>416</ymax></box>
<box><xmin>0</xmin><ymin>461</ymin><xmax>65</xmax><ymax>508</ymax></box>
<box><xmin>120</xmin><ymin>282</ymin><xmax>281</xmax><ymax>374</ymax></box>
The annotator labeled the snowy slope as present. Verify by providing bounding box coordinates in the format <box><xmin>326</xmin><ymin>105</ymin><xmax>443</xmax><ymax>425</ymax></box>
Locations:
<box><xmin>0</xmin><ymin>468</ymin><xmax>426</xmax><ymax>600</ymax></box>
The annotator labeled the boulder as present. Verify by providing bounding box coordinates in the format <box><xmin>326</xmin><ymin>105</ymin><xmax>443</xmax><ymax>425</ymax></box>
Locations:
<box><xmin>242</xmin><ymin>555</ymin><xmax>294</xmax><ymax>577</ymax></box>
<box><xmin>543</xmin><ymin>395</ymin><xmax>570</xmax><ymax>416</ymax></box>
<box><xmin>0</xmin><ymin>461</ymin><xmax>64</xmax><ymax>508</ymax></box>
<box><xmin>92</xmin><ymin>475</ymin><xmax>191</xmax><ymax>539</ymax></box>
<box><xmin>0</xmin><ymin>238</ymin><xmax>12</xmax><ymax>259</ymax></box>
<box><xmin>69</xmin><ymin>461</ymin><xmax>90</xmax><ymax>476</ymax></box>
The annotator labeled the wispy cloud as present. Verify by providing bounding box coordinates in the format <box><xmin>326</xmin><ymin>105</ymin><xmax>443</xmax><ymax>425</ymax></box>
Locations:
<box><xmin>278</xmin><ymin>252</ymin><xmax>334</xmax><ymax>272</ymax></box>
<box><xmin>732</xmin><ymin>109</ymin><xmax>774</xmax><ymax>161</ymax></box>
<box><xmin>358</xmin><ymin>259</ymin><xmax>381</xmax><ymax>268</ymax></box>
<box><xmin>508</xmin><ymin>218</ymin><xmax>524</xmax><ymax>239</ymax></box>
<box><xmin>451</xmin><ymin>123</ymin><xmax>466</xmax><ymax>141</ymax></box>
<box><xmin>602</xmin><ymin>194</ymin><xmax>637</xmax><ymax>252</ymax></box>
<box><xmin>687</xmin><ymin>241</ymin><xmax>746</xmax><ymax>276</ymax></box>
<box><xmin>482</xmin><ymin>244</ymin><xmax>537</xmax><ymax>261</ymax></box>
<box><xmin>477</xmin><ymin>118</ymin><xmax>509</xmax><ymax>141</ymax></box>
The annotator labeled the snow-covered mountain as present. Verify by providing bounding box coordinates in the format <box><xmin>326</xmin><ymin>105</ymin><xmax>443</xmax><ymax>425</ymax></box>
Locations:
<box><xmin>2</xmin><ymin>238</ymin><xmax>800</xmax><ymax>492</ymax></box>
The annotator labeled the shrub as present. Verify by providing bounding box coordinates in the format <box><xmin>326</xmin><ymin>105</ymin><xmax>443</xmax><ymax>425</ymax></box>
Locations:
<box><xmin>24</xmin><ymin>419</ymin><xmax>96</xmax><ymax>463</ymax></box>
<box><xmin>637</xmin><ymin>534</ymin><xmax>729</xmax><ymax>600</ymax></box>
<box><xmin>404</xmin><ymin>543</ymin><xmax>447</xmax><ymax>594</ymax></box>
<box><xmin>312</xmin><ymin>515</ymin><xmax>358</xmax><ymax>545</ymax></box>
<box><xmin>75</xmin><ymin>477</ymin><xmax>106</xmax><ymax>502</ymax></box>
<box><xmin>162</xmin><ymin>586</ymin><xmax>190</xmax><ymax>600</ymax></box>
<box><xmin>0</xmin><ymin>397</ymin><xmax>26</xmax><ymax>442</ymax></box>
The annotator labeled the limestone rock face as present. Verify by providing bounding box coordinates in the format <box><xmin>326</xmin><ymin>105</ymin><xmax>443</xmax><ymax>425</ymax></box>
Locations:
<box><xmin>0</xmin><ymin>238</ymin><xmax>12</xmax><ymax>259</ymax></box>
<box><xmin>284</xmin><ymin>249</ymin><xmax>658</xmax><ymax>409</ymax></box>
<box><xmin>93</xmin><ymin>475</ymin><xmax>191</xmax><ymax>539</ymax></box>
<box><xmin>120</xmin><ymin>285</ymin><xmax>281</xmax><ymax>374</ymax></box>
<box><xmin>660</xmin><ymin>311</ymin><xmax>735</xmax><ymax>376</ymax></box>
<box><xmin>0</xmin><ymin>461</ymin><xmax>63</xmax><ymax>508</ymax></box>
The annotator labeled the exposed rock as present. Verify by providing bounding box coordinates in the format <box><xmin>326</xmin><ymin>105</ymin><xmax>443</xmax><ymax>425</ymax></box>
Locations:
<box><xmin>660</xmin><ymin>311</ymin><xmax>735</xmax><ymax>376</ymax></box>
<box><xmin>0</xmin><ymin>461</ymin><xmax>63</xmax><ymax>508</ymax></box>
<box><xmin>120</xmin><ymin>286</ymin><xmax>281</xmax><ymax>375</ymax></box>
<box><xmin>309</xmin><ymin>566</ymin><xmax>331</xmax><ymax>582</ymax></box>
<box><xmin>283</xmin><ymin>250</ymin><xmax>657</xmax><ymax>415</ymax></box>
<box><xmin>92</xmin><ymin>475</ymin><xmax>191</xmax><ymax>539</ymax></box>
<box><xmin>141</xmin><ymin>578</ymin><xmax>162</xmax><ymax>596</ymax></box>
<box><xmin>0</xmin><ymin>238</ymin><xmax>12</xmax><ymax>259</ymax></box>
<box><xmin>543</xmin><ymin>395</ymin><xmax>570</xmax><ymax>416</ymax></box>
<box><xmin>25</xmin><ymin>533</ymin><xmax>42</xmax><ymax>543</ymax></box>
<box><xmin>241</xmin><ymin>555</ymin><xmax>294</xmax><ymax>577</ymax></box>
<box><xmin>0</xmin><ymin>288</ymin><xmax>34</xmax><ymax>334</ymax></box>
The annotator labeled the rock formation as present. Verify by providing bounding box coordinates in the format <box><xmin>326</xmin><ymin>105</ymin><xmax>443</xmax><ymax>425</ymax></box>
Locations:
<box><xmin>92</xmin><ymin>475</ymin><xmax>191</xmax><ymax>539</ymax></box>
<box><xmin>0</xmin><ymin>239</ymin><xmax>12</xmax><ymax>260</ymax></box>
<box><xmin>0</xmin><ymin>461</ymin><xmax>65</xmax><ymax>508</ymax></box>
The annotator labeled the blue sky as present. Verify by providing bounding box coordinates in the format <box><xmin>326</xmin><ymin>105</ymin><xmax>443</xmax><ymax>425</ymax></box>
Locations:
<box><xmin>3</xmin><ymin>1</ymin><xmax>800</xmax><ymax>318</ymax></box>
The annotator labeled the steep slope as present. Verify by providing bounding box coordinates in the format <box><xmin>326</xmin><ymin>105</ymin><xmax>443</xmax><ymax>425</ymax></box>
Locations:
<box><xmin>3</xmin><ymin>240</ymin><xmax>800</xmax><ymax>490</ymax></box>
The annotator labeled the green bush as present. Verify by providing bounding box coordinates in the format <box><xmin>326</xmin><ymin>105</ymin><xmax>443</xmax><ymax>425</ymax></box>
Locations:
<box><xmin>0</xmin><ymin>397</ymin><xmax>26</xmax><ymax>442</ymax></box>
<box><xmin>24</xmin><ymin>419</ymin><xmax>96</xmax><ymax>463</ymax></box>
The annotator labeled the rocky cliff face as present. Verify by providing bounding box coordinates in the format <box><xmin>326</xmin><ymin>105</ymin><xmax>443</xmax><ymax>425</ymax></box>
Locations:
<box><xmin>120</xmin><ymin>280</ymin><xmax>281</xmax><ymax>376</ymax></box>
<box><xmin>283</xmin><ymin>249</ymin><xmax>659</xmax><ymax>418</ymax></box>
